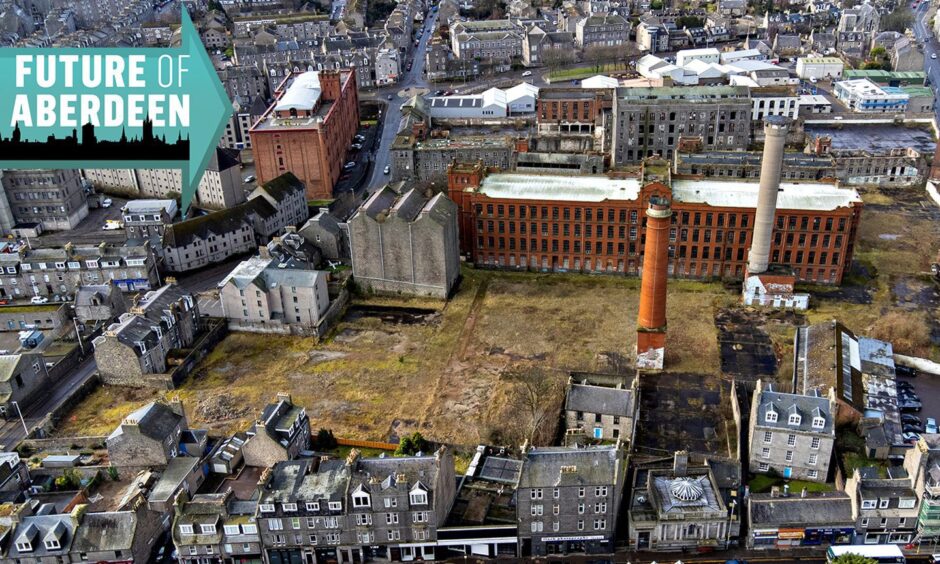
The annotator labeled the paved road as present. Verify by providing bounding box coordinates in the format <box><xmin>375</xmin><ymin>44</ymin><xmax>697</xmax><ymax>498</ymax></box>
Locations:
<box><xmin>913</xmin><ymin>1</ymin><xmax>940</xmax><ymax>123</ymax></box>
<box><xmin>365</xmin><ymin>9</ymin><xmax>439</xmax><ymax>190</ymax></box>
<box><xmin>0</xmin><ymin>355</ymin><xmax>98</xmax><ymax>448</ymax></box>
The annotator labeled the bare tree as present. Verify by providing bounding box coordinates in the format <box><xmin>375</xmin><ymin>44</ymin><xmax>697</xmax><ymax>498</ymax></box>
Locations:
<box><xmin>583</xmin><ymin>44</ymin><xmax>619</xmax><ymax>72</ymax></box>
<box><xmin>541</xmin><ymin>45</ymin><xmax>577</xmax><ymax>75</ymax></box>
<box><xmin>503</xmin><ymin>367</ymin><xmax>566</xmax><ymax>447</ymax></box>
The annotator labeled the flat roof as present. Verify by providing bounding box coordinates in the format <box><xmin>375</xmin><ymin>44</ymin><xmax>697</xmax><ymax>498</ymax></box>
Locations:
<box><xmin>478</xmin><ymin>173</ymin><xmax>641</xmax><ymax>202</ymax></box>
<box><xmin>805</xmin><ymin>124</ymin><xmax>936</xmax><ymax>153</ymax></box>
<box><xmin>671</xmin><ymin>179</ymin><xmax>862</xmax><ymax>211</ymax></box>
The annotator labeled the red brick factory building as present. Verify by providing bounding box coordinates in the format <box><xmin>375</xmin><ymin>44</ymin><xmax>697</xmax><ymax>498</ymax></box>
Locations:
<box><xmin>447</xmin><ymin>161</ymin><xmax>863</xmax><ymax>284</ymax></box>
<box><xmin>250</xmin><ymin>69</ymin><xmax>360</xmax><ymax>200</ymax></box>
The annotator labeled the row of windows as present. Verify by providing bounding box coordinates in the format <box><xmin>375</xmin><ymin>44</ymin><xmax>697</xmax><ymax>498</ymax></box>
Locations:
<box><xmin>530</xmin><ymin>502</ymin><xmax>607</xmax><ymax>516</ymax></box>
<box><xmin>756</xmin><ymin>462</ymin><xmax>819</xmax><ymax>480</ymax></box>
<box><xmin>759</xmin><ymin>447</ymin><xmax>819</xmax><ymax>466</ymax></box>
<box><xmin>530</xmin><ymin>519</ymin><xmax>606</xmax><ymax>533</ymax></box>
<box><xmin>529</xmin><ymin>486</ymin><xmax>608</xmax><ymax>499</ymax></box>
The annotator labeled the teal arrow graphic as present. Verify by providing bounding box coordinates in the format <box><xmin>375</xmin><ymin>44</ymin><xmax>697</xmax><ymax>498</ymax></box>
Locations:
<box><xmin>0</xmin><ymin>9</ymin><xmax>233</xmax><ymax>214</ymax></box>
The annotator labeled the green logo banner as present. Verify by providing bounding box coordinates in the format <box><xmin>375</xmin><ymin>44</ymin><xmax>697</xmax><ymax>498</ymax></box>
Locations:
<box><xmin>0</xmin><ymin>10</ymin><xmax>233</xmax><ymax>213</ymax></box>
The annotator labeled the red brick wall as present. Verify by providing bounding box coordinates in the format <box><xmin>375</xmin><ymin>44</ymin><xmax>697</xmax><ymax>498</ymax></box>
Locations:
<box><xmin>251</xmin><ymin>70</ymin><xmax>360</xmax><ymax>200</ymax></box>
<box><xmin>449</xmin><ymin>173</ymin><xmax>862</xmax><ymax>284</ymax></box>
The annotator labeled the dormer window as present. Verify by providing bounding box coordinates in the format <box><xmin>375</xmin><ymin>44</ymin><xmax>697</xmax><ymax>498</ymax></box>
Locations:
<box><xmin>352</xmin><ymin>485</ymin><xmax>371</xmax><ymax>508</ymax></box>
<box><xmin>282</xmin><ymin>503</ymin><xmax>297</xmax><ymax>512</ymax></box>
<box><xmin>410</xmin><ymin>483</ymin><xmax>429</xmax><ymax>506</ymax></box>
<box><xmin>15</xmin><ymin>541</ymin><xmax>32</xmax><ymax>552</ymax></box>
<box><xmin>812</xmin><ymin>416</ymin><xmax>825</xmax><ymax>429</ymax></box>
<box><xmin>259</xmin><ymin>504</ymin><xmax>275</xmax><ymax>513</ymax></box>
<box><xmin>788</xmin><ymin>413</ymin><xmax>802</xmax><ymax>426</ymax></box>
<box><xmin>306</xmin><ymin>502</ymin><xmax>319</xmax><ymax>512</ymax></box>
<box><xmin>180</xmin><ymin>524</ymin><xmax>194</xmax><ymax>535</ymax></box>
<box><xmin>328</xmin><ymin>501</ymin><xmax>342</xmax><ymax>511</ymax></box>
<box><xmin>200</xmin><ymin>524</ymin><xmax>216</xmax><ymax>534</ymax></box>
<box><xmin>765</xmin><ymin>408</ymin><xmax>778</xmax><ymax>423</ymax></box>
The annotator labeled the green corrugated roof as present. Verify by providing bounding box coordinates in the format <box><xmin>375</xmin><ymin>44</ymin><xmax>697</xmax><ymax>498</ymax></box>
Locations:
<box><xmin>901</xmin><ymin>86</ymin><xmax>933</xmax><ymax>97</ymax></box>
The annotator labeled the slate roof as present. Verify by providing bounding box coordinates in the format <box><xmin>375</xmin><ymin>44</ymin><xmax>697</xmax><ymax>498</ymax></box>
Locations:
<box><xmin>71</xmin><ymin>512</ymin><xmax>136</xmax><ymax>552</ymax></box>
<box><xmin>108</xmin><ymin>401</ymin><xmax>182</xmax><ymax>442</ymax></box>
<box><xmin>162</xmin><ymin>205</ymin><xmax>253</xmax><ymax>248</ymax></box>
<box><xmin>149</xmin><ymin>456</ymin><xmax>200</xmax><ymax>504</ymax></box>
<box><xmin>8</xmin><ymin>515</ymin><xmax>74</xmax><ymax>558</ymax></box>
<box><xmin>261</xmin><ymin>458</ymin><xmax>350</xmax><ymax>503</ymax></box>
<box><xmin>754</xmin><ymin>388</ymin><xmax>834</xmax><ymax>434</ymax></box>
<box><xmin>565</xmin><ymin>383</ymin><xmax>635</xmax><ymax>417</ymax></box>
<box><xmin>749</xmin><ymin>492</ymin><xmax>853</xmax><ymax>526</ymax></box>
<box><xmin>518</xmin><ymin>445</ymin><xmax>620</xmax><ymax>488</ymax></box>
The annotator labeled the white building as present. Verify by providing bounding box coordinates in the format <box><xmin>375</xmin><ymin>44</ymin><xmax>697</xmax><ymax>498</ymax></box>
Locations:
<box><xmin>675</xmin><ymin>47</ymin><xmax>720</xmax><ymax>66</ymax></box>
<box><xmin>504</xmin><ymin>82</ymin><xmax>539</xmax><ymax>114</ymax></box>
<box><xmin>798</xmin><ymin>94</ymin><xmax>833</xmax><ymax>114</ymax></box>
<box><xmin>796</xmin><ymin>57</ymin><xmax>844</xmax><ymax>80</ymax></box>
<box><xmin>751</xmin><ymin>94</ymin><xmax>801</xmax><ymax>121</ymax></box>
<box><xmin>833</xmin><ymin>79</ymin><xmax>910</xmax><ymax>113</ymax></box>
<box><xmin>719</xmin><ymin>49</ymin><xmax>767</xmax><ymax>64</ymax></box>
<box><xmin>581</xmin><ymin>74</ymin><xmax>619</xmax><ymax>88</ymax></box>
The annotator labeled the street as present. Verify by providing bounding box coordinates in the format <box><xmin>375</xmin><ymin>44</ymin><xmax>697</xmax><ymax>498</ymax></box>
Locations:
<box><xmin>0</xmin><ymin>355</ymin><xmax>98</xmax><ymax>448</ymax></box>
<box><xmin>913</xmin><ymin>1</ymin><xmax>940</xmax><ymax>123</ymax></box>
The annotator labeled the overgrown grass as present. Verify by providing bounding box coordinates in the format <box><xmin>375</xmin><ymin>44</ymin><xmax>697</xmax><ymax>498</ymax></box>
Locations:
<box><xmin>748</xmin><ymin>474</ymin><xmax>834</xmax><ymax>493</ymax></box>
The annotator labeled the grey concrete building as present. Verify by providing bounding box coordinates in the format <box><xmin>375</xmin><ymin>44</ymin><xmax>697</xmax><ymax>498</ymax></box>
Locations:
<box><xmin>0</xmin><ymin>353</ymin><xmax>51</xmax><ymax>420</ymax></box>
<box><xmin>426</xmin><ymin>37</ymin><xmax>480</xmax><ymax>82</ymax></box>
<box><xmin>219</xmin><ymin>255</ymin><xmax>330</xmax><ymax>335</ymax></box>
<box><xmin>92</xmin><ymin>284</ymin><xmax>200</xmax><ymax>387</ymax></box>
<box><xmin>747</xmin><ymin>491</ymin><xmax>855</xmax><ymax>549</ymax></box>
<box><xmin>1</xmin><ymin>169</ymin><xmax>89</xmax><ymax>231</ymax></box>
<box><xmin>0</xmin><ymin>241</ymin><xmax>160</xmax><ymax>298</ymax></box>
<box><xmin>348</xmin><ymin>186</ymin><xmax>460</xmax><ymax>299</ymax></box>
<box><xmin>74</xmin><ymin>282</ymin><xmax>128</xmax><ymax>325</ymax></box>
<box><xmin>564</xmin><ymin>376</ymin><xmax>638</xmax><ymax>443</ymax></box>
<box><xmin>106</xmin><ymin>400</ymin><xmax>188</xmax><ymax>469</ymax></box>
<box><xmin>516</xmin><ymin>445</ymin><xmax>626</xmax><ymax>556</ymax></box>
<box><xmin>673</xmin><ymin>150</ymin><xmax>837</xmax><ymax>181</ymax></box>
<box><xmin>748</xmin><ymin>380</ymin><xmax>837</xmax><ymax>482</ymax></box>
<box><xmin>0</xmin><ymin>303</ymin><xmax>70</xmax><ymax>336</ymax></box>
<box><xmin>83</xmin><ymin>147</ymin><xmax>244</xmax><ymax>210</ymax></box>
<box><xmin>846</xmin><ymin>466</ymin><xmax>919</xmax><ymax>544</ymax></box>
<box><xmin>242</xmin><ymin>393</ymin><xmax>311</xmax><ymax>468</ymax></box>
<box><xmin>391</xmin><ymin>134</ymin><xmax>516</xmax><ymax>185</ymax></box>
<box><xmin>612</xmin><ymin>86</ymin><xmax>752</xmax><ymax>163</ymax></box>
<box><xmin>299</xmin><ymin>208</ymin><xmax>347</xmax><ymax>261</ymax></box>
<box><xmin>122</xmin><ymin>199</ymin><xmax>178</xmax><ymax>248</ymax></box>
<box><xmin>628</xmin><ymin>451</ymin><xmax>738</xmax><ymax>551</ymax></box>
<box><xmin>575</xmin><ymin>12</ymin><xmax>630</xmax><ymax>49</ymax></box>
<box><xmin>515</xmin><ymin>152</ymin><xmax>606</xmax><ymax>175</ymax></box>
<box><xmin>257</xmin><ymin>447</ymin><xmax>456</xmax><ymax>563</ymax></box>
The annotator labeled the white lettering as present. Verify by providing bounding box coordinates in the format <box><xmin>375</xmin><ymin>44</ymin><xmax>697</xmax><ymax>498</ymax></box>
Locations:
<box><xmin>15</xmin><ymin>56</ymin><xmax>32</xmax><ymax>88</ymax></box>
<box><xmin>10</xmin><ymin>95</ymin><xmax>31</xmax><ymax>127</ymax></box>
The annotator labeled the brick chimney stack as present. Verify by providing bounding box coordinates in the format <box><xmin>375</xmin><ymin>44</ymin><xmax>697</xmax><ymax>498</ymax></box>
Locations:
<box><xmin>636</xmin><ymin>195</ymin><xmax>671</xmax><ymax>370</ymax></box>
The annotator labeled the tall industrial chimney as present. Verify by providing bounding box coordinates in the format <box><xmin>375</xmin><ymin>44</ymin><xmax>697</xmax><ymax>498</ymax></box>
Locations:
<box><xmin>636</xmin><ymin>195</ymin><xmax>671</xmax><ymax>370</ymax></box>
<box><xmin>747</xmin><ymin>116</ymin><xmax>790</xmax><ymax>275</ymax></box>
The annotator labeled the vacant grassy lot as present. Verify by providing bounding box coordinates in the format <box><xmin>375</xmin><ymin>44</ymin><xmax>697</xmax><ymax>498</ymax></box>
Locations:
<box><xmin>58</xmin><ymin>268</ymin><xmax>736</xmax><ymax>445</ymax></box>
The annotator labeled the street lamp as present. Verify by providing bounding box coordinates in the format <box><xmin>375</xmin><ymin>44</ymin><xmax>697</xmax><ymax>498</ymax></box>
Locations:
<box><xmin>10</xmin><ymin>401</ymin><xmax>28</xmax><ymax>438</ymax></box>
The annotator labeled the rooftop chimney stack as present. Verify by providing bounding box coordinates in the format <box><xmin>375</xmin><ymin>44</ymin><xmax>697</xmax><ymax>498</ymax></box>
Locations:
<box><xmin>636</xmin><ymin>195</ymin><xmax>671</xmax><ymax>370</ymax></box>
<box><xmin>747</xmin><ymin>116</ymin><xmax>790</xmax><ymax>275</ymax></box>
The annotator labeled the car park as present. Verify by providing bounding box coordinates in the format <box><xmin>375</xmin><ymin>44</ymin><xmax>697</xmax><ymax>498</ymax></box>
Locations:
<box><xmin>928</xmin><ymin>418</ymin><xmax>938</xmax><ymax>434</ymax></box>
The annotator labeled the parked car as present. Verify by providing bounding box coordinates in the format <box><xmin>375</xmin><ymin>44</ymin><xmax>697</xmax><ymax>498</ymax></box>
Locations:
<box><xmin>900</xmin><ymin>399</ymin><xmax>923</xmax><ymax>412</ymax></box>
<box><xmin>928</xmin><ymin>418</ymin><xmax>938</xmax><ymax>434</ymax></box>
<box><xmin>351</xmin><ymin>143</ymin><xmax>363</xmax><ymax>150</ymax></box>
<box><xmin>521</xmin><ymin>70</ymin><xmax>532</xmax><ymax>77</ymax></box>
<box><xmin>30</xmin><ymin>296</ymin><xmax>48</xmax><ymax>304</ymax></box>
<box><xmin>900</xmin><ymin>392</ymin><xmax>920</xmax><ymax>403</ymax></box>
<box><xmin>243</xmin><ymin>175</ymin><xmax>256</xmax><ymax>183</ymax></box>
<box><xmin>343</xmin><ymin>162</ymin><xmax>356</xmax><ymax>170</ymax></box>
<box><xmin>932</xmin><ymin>53</ymin><xmax>937</xmax><ymax>59</ymax></box>
<box><xmin>902</xmin><ymin>414</ymin><xmax>922</xmax><ymax>425</ymax></box>
<box><xmin>0</xmin><ymin>299</ymin><xmax>9</xmax><ymax>305</ymax></box>
<box><xmin>383</xmin><ymin>165</ymin><xmax>391</xmax><ymax>175</ymax></box>
<box><xmin>897</xmin><ymin>364</ymin><xmax>918</xmax><ymax>377</ymax></box>
<box><xmin>101</xmin><ymin>198</ymin><xmax>113</xmax><ymax>208</ymax></box>
<box><xmin>903</xmin><ymin>431</ymin><xmax>921</xmax><ymax>444</ymax></box>
<box><xmin>904</xmin><ymin>422</ymin><xmax>925</xmax><ymax>434</ymax></box>
<box><xmin>897</xmin><ymin>381</ymin><xmax>915</xmax><ymax>390</ymax></box>
<box><xmin>387</xmin><ymin>94</ymin><xmax>393</xmax><ymax>100</ymax></box>
<box><xmin>102</xmin><ymin>221</ymin><xmax>123</xmax><ymax>231</ymax></box>
<box><xmin>354</xmin><ymin>134</ymin><xmax>365</xmax><ymax>142</ymax></box>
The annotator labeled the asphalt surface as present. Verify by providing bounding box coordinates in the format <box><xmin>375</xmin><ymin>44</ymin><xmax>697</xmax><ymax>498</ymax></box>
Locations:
<box><xmin>366</xmin><ymin>9</ymin><xmax>439</xmax><ymax>190</ymax></box>
<box><xmin>913</xmin><ymin>1</ymin><xmax>940</xmax><ymax>123</ymax></box>
<box><xmin>0</xmin><ymin>355</ymin><xmax>98</xmax><ymax>448</ymax></box>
